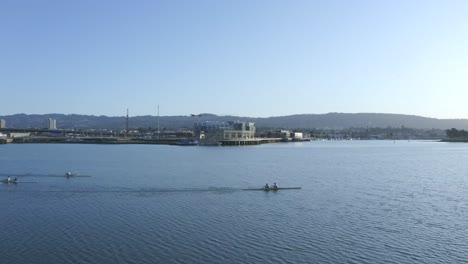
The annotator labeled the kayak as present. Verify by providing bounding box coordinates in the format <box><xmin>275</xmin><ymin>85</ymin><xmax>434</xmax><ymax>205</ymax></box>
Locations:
<box><xmin>48</xmin><ymin>174</ymin><xmax>92</xmax><ymax>177</ymax></box>
<box><xmin>0</xmin><ymin>180</ymin><xmax>17</xmax><ymax>184</ymax></box>
<box><xmin>0</xmin><ymin>180</ymin><xmax>37</xmax><ymax>184</ymax></box>
<box><xmin>243</xmin><ymin>187</ymin><xmax>301</xmax><ymax>191</ymax></box>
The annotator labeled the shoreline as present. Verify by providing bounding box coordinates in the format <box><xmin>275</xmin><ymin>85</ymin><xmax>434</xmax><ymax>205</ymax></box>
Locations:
<box><xmin>440</xmin><ymin>139</ymin><xmax>468</xmax><ymax>143</ymax></box>
<box><xmin>0</xmin><ymin>137</ymin><xmax>289</xmax><ymax>146</ymax></box>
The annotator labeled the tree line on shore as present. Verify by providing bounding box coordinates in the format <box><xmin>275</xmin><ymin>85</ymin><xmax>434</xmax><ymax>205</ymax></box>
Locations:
<box><xmin>445</xmin><ymin>128</ymin><xmax>468</xmax><ymax>139</ymax></box>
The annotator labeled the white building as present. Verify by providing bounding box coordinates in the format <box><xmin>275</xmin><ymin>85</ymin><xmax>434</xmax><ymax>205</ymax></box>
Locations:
<box><xmin>48</xmin><ymin>118</ymin><xmax>57</xmax><ymax>129</ymax></box>
<box><xmin>223</xmin><ymin>121</ymin><xmax>256</xmax><ymax>140</ymax></box>
<box><xmin>194</xmin><ymin>121</ymin><xmax>256</xmax><ymax>141</ymax></box>
<box><xmin>0</xmin><ymin>119</ymin><xmax>5</xmax><ymax>128</ymax></box>
<box><xmin>292</xmin><ymin>132</ymin><xmax>303</xmax><ymax>139</ymax></box>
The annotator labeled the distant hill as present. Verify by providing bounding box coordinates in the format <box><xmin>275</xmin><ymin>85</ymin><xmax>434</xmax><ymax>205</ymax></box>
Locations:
<box><xmin>1</xmin><ymin>113</ymin><xmax>468</xmax><ymax>130</ymax></box>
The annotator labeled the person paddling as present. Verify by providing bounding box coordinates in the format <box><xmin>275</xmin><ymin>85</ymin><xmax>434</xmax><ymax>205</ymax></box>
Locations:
<box><xmin>7</xmin><ymin>176</ymin><xmax>11</xmax><ymax>183</ymax></box>
<box><xmin>14</xmin><ymin>176</ymin><xmax>17</xmax><ymax>182</ymax></box>
<box><xmin>264</xmin><ymin>183</ymin><xmax>269</xmax><ymax>189</ymax></box>
<box><xmin>273</xmin><ymin>182</ymin><xmax>278</xmax><ymax>189</ymax></box>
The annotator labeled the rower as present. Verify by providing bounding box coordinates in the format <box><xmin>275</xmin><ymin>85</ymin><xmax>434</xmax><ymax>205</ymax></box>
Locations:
<box><xmin>264</xmin><ymin>183</ymin><xmax>269</xmax><ymax>189</ymax></box>
<box><xmin>273</xmin><ymin>183</ymin><xmax>278</xmax><ymax>189</ymax></box>
<box><xmin>66</xmin><ymin>172</ymin><xmax>72</xmax><ymax>176</ymax></box>
<box><xmin>7</xmin><ymin>176</ymin><xmax>11</xmax><ymax>182</ymax></box>
<box><xmin>14</xmin><ymin>177</ymin><xmax>17</xmax><ymax>182</ymax></box>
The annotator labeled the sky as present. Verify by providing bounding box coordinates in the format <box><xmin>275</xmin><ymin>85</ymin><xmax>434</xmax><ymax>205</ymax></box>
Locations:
<box><xmin>1</xmin><ymin>0</ymin><xmax>468</xmax><ymax>118</ymax></box>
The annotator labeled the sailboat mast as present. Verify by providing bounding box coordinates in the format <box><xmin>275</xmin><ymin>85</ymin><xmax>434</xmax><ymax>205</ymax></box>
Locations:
<box><xmin>126</xmin><ymin>108</ymin><xmax>129</xmax><ymax>138</ymax></box>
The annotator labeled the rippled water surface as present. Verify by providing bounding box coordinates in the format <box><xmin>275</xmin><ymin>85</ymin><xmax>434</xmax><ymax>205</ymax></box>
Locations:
<box><xmin>1</xmin><ymin>141</ymin><xmax>468</xmax><ymax>263</ymax></box>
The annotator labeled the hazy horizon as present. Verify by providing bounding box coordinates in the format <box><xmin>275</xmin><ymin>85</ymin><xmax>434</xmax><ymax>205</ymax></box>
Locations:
<box><xmin>1</xmin><ymin>1</ymin><xmax>467</xmax><ymax>118</ymax></box>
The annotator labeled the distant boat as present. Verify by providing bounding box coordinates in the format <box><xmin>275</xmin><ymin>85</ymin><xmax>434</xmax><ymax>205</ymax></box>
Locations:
<box><xmin>0</xmin><ymin>180</ymin><xmax>17</xmax><ymax>184</ymax></box>
<box><xmin>176</xmin><ymin>139</ymin><xmax>199</xmax><ymax>146</ymax></box>
<box><xmin>48</xmin><ymin>174</ymin><xmax>92</xmax><ymax>177</ymax></box>
<box><xmin>1</xmin><ymin>180</ymin><xmax>37</xmax><ymax>184</ymax></box>
<box><xmin>243</xmin><ymin>187</ymin><xmax>301</xmax><ymax>191</ymax></box>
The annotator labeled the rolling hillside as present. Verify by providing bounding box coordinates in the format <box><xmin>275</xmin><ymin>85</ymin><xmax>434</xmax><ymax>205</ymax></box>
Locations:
<box><xmin>1</xmin><ymin>113</ymin><xmax>468</xmax><ymax>130</ymax></box>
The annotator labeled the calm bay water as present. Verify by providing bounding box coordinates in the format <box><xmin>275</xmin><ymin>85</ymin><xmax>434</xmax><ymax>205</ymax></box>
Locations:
<box><xmin>1</xmin><ymin>141</ymin><xmax>468</xmax><ymax>263</ymax></box>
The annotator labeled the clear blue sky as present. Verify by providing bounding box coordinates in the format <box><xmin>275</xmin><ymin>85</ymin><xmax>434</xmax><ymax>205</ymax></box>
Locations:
<box><xmin>1</xmin><ymin>0</ymin><xmax>467</xmax><ymax>118</ymax></box>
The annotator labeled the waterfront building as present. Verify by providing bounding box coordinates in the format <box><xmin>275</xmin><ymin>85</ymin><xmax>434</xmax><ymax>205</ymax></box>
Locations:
<box><xmin>262</xmin><ymin>130</ymin><xmax>291</xmax><ymax>141</ymax></box>
<box><xmin>0</xmin><ymin>119</ymin><xmax>5</xmax><ymax>128</ymax></box>
<box><xmin>194</xmin><ymin>121</ymin><xmax>256</xmax><ymax>143</ymax></box>
<box><xmin>223</xmin><ymin>121</ymin><xmax>256</xmax><ymax>140</ymax></box>
<box><xmin>292</xmin><ymin>132</ymin><xmax>303</xmax><ymax>140</ymax></box>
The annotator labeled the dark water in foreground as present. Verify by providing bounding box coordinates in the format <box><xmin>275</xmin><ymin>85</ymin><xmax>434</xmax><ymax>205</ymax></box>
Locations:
<box><xmin>1</xmin><ymin>141</ymin><xmax>467</xmax><ymax>263</ymax></box>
